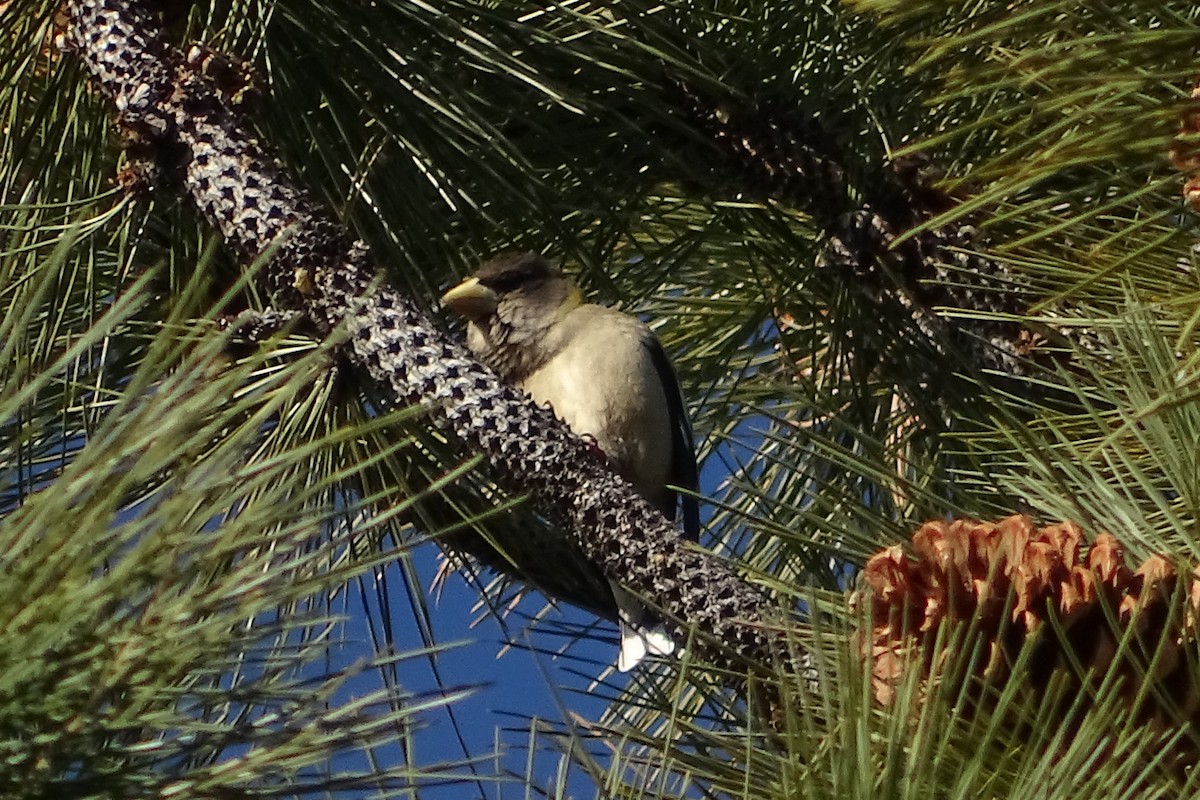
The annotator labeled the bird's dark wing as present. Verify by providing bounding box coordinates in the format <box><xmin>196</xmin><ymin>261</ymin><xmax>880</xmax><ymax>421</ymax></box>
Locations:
<box><xmin>646</xmin><ymin>337</ymin><xmax>701</xmax><ymax>541</ymax></box>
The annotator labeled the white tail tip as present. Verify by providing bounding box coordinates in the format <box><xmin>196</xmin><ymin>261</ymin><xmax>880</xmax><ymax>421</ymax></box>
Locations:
<box><xmin>612</xmin><ymin>582</ymin><xmax>676</xmax><ymax>671</ymax></box>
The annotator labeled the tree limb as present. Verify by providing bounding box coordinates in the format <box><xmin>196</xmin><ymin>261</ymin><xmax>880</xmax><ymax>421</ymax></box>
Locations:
<box><xmin>61</xmin><ymin>0</ymin><xmax>785</xmax><ymax>674</ymax></box>
<box><xmin>677</xmin><ymin>86</ymin><xmax>1040</xmax><ymax>375</ymax></box>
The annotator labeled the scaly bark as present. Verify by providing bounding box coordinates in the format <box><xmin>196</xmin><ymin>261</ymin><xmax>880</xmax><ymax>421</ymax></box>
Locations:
<box><xmin>61</xmin><ymin>0</ymin><xmax>783</xmax><ymax>673</ymax></box>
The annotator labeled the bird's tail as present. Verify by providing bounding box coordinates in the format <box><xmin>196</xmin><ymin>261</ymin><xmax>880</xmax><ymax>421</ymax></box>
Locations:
<box><xmin>610</xmin><ymin>582</ymin><xmax>676</xmax><ymax>672</ymax></box>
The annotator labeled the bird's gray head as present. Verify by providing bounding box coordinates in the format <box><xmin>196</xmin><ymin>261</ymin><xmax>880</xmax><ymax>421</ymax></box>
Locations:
<box><xmin>441</xmin><ymin>251</ymin><xmax>582</xmax><ymax>381</ymax></box>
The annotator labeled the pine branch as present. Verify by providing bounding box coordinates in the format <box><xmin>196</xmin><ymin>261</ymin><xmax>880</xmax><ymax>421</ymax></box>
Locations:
<box><xmin>677</xmin><ymin>85</ymin><xmax>1036</xmax><ymax>374</ymax></box>
<box><xmin>60</xmin><ymin>0</ymin><xmax>785</xmax><ymax>675</ymax></box>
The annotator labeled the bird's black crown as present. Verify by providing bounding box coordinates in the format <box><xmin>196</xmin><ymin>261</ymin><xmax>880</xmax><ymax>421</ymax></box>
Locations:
<box><xmin>475</xmin><ymin>251</ymin><xmax>559</xmax><ymax>294</ymax></box>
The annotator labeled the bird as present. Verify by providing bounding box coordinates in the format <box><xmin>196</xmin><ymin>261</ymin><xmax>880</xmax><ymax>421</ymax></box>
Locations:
<box><xmin>441</xmin><ymin>251</ymin><xmax>700</xmax><ymax>671</ymax></box>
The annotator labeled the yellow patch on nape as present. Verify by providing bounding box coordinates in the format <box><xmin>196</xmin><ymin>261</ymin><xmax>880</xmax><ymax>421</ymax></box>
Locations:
<box><xmin>555</xmin><ymin>281</ymin><xmax>585</xmax><ymax>321</ymax></box>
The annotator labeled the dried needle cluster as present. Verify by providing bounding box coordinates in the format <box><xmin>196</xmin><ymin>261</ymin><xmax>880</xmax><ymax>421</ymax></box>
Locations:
<box><xmin>858</xmin><ymin>515</ymin><xmax>1200</xmax><ymax>751</ymax></box>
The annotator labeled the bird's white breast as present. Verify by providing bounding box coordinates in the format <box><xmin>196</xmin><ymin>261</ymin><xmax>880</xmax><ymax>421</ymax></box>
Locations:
<box><xmin>518</xmin><ymin>304</ymin><xmax>673</xmax><ymax>499</ymax></box>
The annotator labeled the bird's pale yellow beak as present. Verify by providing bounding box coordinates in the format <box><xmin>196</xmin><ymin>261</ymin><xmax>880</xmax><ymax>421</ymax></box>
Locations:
<box><xmin>440</xmin><ymin>277</ymin><xmax>499</xmax><ymax>321</ymax></box>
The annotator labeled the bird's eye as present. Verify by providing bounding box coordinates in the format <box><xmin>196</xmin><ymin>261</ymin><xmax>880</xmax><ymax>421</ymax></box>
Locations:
<box><xmin>487</xmin><ymin>271</ymin><xmax>529</xmax><ymax>293</ymax></box>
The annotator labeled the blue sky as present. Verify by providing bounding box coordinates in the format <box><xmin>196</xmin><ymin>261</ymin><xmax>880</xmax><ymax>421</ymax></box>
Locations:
<box><xmin>329</xmin><ymin>434</ymin><xmax>750</xmax><ymax>798</ymax></box>
<box><xmin>335</xmin><ymin>541</ymin><xmax>627</xmax><ymax>799</ymax></box>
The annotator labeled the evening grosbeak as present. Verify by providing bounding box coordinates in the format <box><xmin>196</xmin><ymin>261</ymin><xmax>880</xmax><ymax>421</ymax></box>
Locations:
<box><xmin>441</xmin><ymin>251</ymin><xmax>700</xmax><ymax>671</ymax></box>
